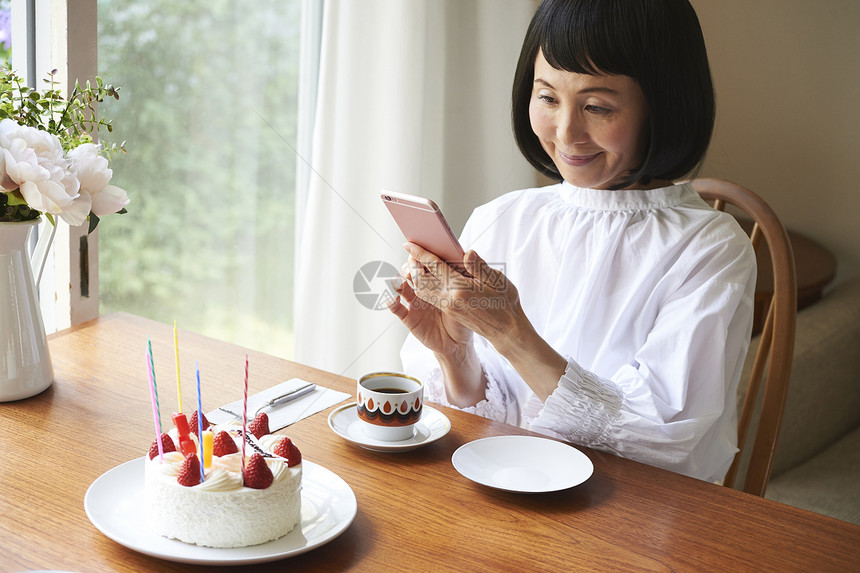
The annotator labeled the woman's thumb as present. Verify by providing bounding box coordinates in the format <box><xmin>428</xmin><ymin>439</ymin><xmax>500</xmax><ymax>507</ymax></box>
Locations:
<box><xmin>464</xmin><ymin>249</ymin><xmax>488</xmax><ymax>280</ymax></box>
<box><xmin>465</xmin><ymin>249</ymin><xmax>479</xmax><ymax>268</ymax></box>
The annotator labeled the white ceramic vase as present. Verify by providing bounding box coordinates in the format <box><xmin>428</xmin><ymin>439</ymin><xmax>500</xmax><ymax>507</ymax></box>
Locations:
<box><xmin>0</xmin><ymin>218</ymin><xmax>55</xmax><ymax>401</ymax></box>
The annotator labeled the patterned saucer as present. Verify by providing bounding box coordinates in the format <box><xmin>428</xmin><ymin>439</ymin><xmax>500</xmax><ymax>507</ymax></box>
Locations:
<box><xmin>328</xmin><ymin>403</ymin><xmax>451</xmax><ymax>452</ymax></box>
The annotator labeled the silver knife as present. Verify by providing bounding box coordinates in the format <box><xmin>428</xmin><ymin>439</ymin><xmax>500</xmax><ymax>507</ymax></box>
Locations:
<box><xmin>219</xmin><ymin>382</ymin><xmax>317</xmax><ymax>419</ymax></box>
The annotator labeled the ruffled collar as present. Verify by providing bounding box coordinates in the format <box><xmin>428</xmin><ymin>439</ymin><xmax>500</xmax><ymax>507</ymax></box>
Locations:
<box><xmin>557</xmin><ymin>180</ymin><xmax>696</xmax><ymax>212</ymax></box>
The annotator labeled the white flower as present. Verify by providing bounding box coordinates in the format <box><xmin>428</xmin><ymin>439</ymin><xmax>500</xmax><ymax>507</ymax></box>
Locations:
<box><xmin>0</xmin><ymin>118</ymin><xmax>80</xmax><ymax>216</ymax></box>
<box><xmin>66</xmin><ymin>142</ymin><xmax>130</xmax><ymax>221</ymax></box>
<box><xmin>91</xmin><ymin>184</ymin><xmax>130</xmax><ymax>216</ymax></box>
<box><xmin>0</xmin><ymin>68</ymin><xmax>128</xmax><ymax>228</ymax></box>
<box><xmin>57</xmin><ymin>182</ymin><xmax>92</xmax><ymax>226</ymax></box>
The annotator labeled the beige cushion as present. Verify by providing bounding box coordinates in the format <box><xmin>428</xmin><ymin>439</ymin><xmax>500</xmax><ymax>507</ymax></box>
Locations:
<box><xmin>766</xmin><ymin>426</ymin><xmax>860</xmax><ymax>525</ymax></box>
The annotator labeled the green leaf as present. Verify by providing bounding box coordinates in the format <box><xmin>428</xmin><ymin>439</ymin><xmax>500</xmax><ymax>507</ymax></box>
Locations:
<box><xmin>87</xmin><ymin>212</ymin><xmax>100</xmax><ymax>234</ymax></box>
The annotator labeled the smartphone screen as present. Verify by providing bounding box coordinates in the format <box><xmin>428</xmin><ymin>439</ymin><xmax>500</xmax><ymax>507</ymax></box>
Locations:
<box><xmin>381</xmin><ymin>190</ymin><xmax>466</xmax><ymax>270</ymax></box>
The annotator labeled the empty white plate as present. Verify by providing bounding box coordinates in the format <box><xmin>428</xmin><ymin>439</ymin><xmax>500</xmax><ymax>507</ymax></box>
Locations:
<box><xmin>452</xmin><ymin>435</ymin><xmax>593</xmax><ymax>493</ymax></box>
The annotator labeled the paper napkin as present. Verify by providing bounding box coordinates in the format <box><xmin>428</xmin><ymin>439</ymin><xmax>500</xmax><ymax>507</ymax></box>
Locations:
<box><xmin>206</xmin><ymin>378</ymin><xmax>350</xmax><ymax>432</ymax></box>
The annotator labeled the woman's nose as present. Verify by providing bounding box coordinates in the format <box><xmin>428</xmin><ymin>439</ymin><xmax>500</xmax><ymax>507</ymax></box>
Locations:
<box><xmin>557</xmin><ymin>111</ymin><xmax>587</xmax><ymax>147</ymax></box>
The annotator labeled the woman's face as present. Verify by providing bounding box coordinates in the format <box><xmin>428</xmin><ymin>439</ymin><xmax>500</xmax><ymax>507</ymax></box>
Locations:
<box><xmin>529</xmin><ymin>50</ymin><xmax>652</xmax><ymax>190</ymax></box>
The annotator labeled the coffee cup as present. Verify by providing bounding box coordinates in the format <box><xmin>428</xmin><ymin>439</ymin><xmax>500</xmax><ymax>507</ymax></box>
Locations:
<box><xmin>356</xmin><ymin>372</ymin><xmax>423</xmax><ymax>441</ymax></box>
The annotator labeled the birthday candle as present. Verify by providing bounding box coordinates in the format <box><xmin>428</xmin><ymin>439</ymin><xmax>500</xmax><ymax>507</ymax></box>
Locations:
<box><xmin>174</xmin><ymin>321</ymin><xmax>182</xmax><ymax>413</ymax></box>
<box><xmin>196</xmin><ymin>362</ymin><xmax>204</xmax><ymax>481</ymax></box>
<box><xmin>147</xmin><ymin>339</ymin><xmax>163</xmax><ymax>462</ymax></box>
<box><xmin>241</xmin><ymin>355</ymin><xmax>249</xmax><ymax>483</ymax></box>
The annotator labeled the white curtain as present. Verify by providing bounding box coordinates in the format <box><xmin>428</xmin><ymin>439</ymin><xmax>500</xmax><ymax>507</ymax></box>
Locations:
<box><xmin>295</xmin><ymin>0</ymin><xmax>537</xmax><ymax>379</ymax></box>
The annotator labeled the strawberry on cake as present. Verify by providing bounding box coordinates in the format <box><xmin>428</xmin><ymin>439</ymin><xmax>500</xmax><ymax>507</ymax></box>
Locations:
<box><xmin>144</xmin><ymin>411</ymin><xmax>303</xmax><ymax>548</ymax></box>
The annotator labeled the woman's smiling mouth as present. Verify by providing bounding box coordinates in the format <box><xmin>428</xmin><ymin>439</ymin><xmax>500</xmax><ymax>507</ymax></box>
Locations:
<box><xmin>558</xmin><ymin>151</ymin><xmax>600</xmax><ymax>167</ymax></box>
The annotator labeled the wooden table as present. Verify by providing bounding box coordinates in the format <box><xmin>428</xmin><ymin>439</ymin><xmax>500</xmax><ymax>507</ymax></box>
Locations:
<box><xmin>2</xmin><ymin>313</ymin><xmax>858</xmax><ymax>572</ymax></box>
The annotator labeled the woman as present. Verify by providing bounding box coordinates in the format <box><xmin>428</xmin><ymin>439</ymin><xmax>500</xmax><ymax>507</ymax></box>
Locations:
<box><xmin>388</xmin><ymin>0</ymin><xmax>756</xmax><ymax>483</ymax></box>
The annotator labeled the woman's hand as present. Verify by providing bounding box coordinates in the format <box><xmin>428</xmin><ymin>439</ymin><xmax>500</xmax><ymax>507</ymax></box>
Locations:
<box><xmin>387</xmin><ymin>249</ymin><xmax>487</xmax><ymax>406</ymax></box>
<box><xmin>400</xmin><ymin>243</ymin><xmax>525</xmax><ymax>351</ymax></box>
<box><xmin>394</xmin><ymin>242</ymin><xmax>567</xmax><ymax>401</ymax></box>
<box><xmin>387</xmin><ymin>268</ymin><xmax>474</xmax><ymax>357</ymax></box>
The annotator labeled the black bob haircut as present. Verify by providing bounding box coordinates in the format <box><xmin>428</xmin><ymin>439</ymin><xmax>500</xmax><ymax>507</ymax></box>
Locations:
<box><xmin>512</xmin><ymin>0</ymin><xmax>715</xmax><ymax>189</ymax></box>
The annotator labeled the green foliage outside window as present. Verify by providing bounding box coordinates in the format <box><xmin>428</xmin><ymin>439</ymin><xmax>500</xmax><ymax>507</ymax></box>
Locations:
<box><xmin>97</xmin><ymin>0</ymin><xmax>300</xmax><ymax>357</ymax></box>
<box><xmin>1</xmin><ymin>0</ymin><xmax>10</xmax><ymax>64</ymax></box>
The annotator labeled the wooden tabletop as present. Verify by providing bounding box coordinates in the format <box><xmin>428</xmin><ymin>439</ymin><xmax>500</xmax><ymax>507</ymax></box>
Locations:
<box><xmin>1</xmin><ymin>313</ymin><xmax>858</xmax><ymax>572</ymax></box>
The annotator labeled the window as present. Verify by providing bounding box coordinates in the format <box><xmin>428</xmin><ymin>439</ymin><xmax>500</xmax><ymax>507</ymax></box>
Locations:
<box><xmin>96</xmin><ymin>1</ymin><xmax>302</xmax><ymax>358</ymax></box>
<box><xmin>0</xmin><ymin>1</ymin><xmax>10</xmax><ymax>63</ymax></box>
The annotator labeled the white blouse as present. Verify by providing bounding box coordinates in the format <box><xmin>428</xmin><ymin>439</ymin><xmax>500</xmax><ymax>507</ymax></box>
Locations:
<box><xmin>400</xmin><ymin>181</ymin><xmax>756</xmax><ymax>483</ymax></box>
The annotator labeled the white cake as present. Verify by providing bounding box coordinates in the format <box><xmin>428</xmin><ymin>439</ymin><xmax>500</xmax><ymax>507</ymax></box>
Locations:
<box><xmin>144</xmin><ymin>424</ymin><xmax>302</xmax><ymax>548</ymax></box>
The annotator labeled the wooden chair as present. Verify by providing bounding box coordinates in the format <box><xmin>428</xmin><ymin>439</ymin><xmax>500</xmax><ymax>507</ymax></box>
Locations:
<box><xmin>689</xmin><ymin>178</ymin><xmax>797</xmax><ymax>497</ymax></box>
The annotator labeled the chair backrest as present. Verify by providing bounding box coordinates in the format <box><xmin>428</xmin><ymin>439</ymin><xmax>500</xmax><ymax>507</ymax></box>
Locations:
<box><xmin>690</xmin><ymin>178</ymin><xmax>797</xmax><ymax>497</ymax></box>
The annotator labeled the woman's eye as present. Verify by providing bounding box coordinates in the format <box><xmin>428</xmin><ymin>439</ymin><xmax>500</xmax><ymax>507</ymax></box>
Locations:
<box><xmin>585</xmin><ymin>104</ymin><xmax>611</xmax><ymax>114</ymax></box>
<box><xmin>537</xmin><ymin>94</ymin><xmax>557</xmax><ymax>104</ymax></box>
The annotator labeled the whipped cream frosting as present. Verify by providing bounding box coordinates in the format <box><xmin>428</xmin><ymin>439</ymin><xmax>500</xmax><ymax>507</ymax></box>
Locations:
<box><xmin>150</xmin><ymin>422</ymin><xmax>300</xmax><ymax>492</ymax></box>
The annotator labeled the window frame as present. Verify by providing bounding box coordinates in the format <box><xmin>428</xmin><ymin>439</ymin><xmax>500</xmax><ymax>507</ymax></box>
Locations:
<box><xmin>14</xmin><ymin>0</ymin><xmax>318</xmax><ymax>338</ymax></box>
<box><xmin>13</xmin><ymin>0</ymin><xmax>98</xmax><ymax>332</ymax></box>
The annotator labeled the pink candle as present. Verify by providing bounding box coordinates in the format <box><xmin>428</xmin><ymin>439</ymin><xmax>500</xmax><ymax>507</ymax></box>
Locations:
<box><xmin>147</xmin><ymin>339</ymin><xmax>163</xmax><ymax>462</ymax></box>
<box><xmin>241</xmin><ymin>355</ymin><xmax>249</xmax><ymax>483</ymax></box>
<box><xmin>196</xmin><ymin>363</ymin><xmax>204</xmax><ymax>482</ymax></box>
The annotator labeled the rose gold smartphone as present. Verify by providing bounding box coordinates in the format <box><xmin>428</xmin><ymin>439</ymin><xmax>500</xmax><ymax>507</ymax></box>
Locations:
<box><xmin>381</xmin><ymin>190</ymin><xmax>467</xmax><ymax>271</ymax></box>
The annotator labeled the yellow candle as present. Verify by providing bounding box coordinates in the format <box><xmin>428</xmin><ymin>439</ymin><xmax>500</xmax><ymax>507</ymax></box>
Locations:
<box><xmin>202</xmin><ymin>430</ymin><xmax>214</xmax><ymax>469</ymax></box>
<box><xmin>174</xmin><ymin>321</ymin><xmax>182</xmax><ymax>413</ymax></box>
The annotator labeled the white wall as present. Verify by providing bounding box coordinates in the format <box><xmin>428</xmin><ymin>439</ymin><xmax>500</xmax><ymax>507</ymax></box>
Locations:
<box><xmin>691</xmin><ymin>0</ymin><xmax>860</xmax><ymax>284</ymax></box>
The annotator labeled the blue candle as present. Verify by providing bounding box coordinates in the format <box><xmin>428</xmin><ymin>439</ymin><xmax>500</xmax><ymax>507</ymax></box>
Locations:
<box><xmin>196</xmin><ymin>362</ymin><xmax>204</xmax><ymax>482</ymax></box>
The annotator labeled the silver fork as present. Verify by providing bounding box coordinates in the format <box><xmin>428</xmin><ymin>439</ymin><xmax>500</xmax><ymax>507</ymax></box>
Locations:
<box><xmin>218</xmin><ymin>382</ymin><xmax>317</xmax><ymax>419</ymax></box>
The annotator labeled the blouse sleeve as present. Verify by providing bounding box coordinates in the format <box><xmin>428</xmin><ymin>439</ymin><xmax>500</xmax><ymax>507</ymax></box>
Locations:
<box><xmin>528</xmin><ymin>255</ymin><xmax>756</xmax><ymax>481</ymax></box>
<box><xmin>400</xmin><ymin>334</ymin><xmax>522</xmax><ymax>425</ymax></box>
